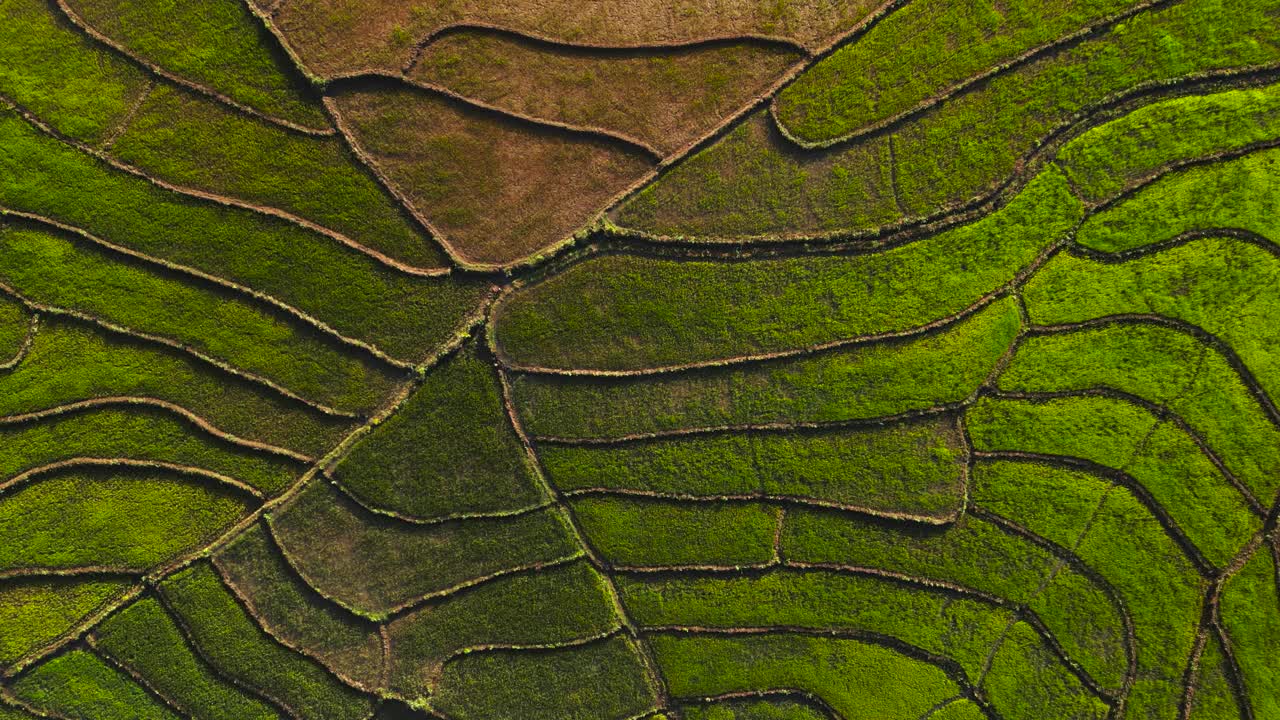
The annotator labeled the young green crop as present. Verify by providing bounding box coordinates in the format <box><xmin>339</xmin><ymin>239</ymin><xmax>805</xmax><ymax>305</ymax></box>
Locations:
<box><xmin>571</xmin><ymin>497</ymin><xmax>780</xmax><ymax>567</ymax></box>
<box><xmin>1219</xmin><ymin>548</ymin><xmax>1280</xmax><ymax>719</ymax></box>
<box><xmin>0</xmin><ymin>469</ymin><xmax>250</xmax><ymax>571</ymax></box>
<box><xmin>981</xmin><ymin>621</ymin><xmax>1109</xmax><ymax>720</ymax></box>
<box><xmin>682</xmin><ymin>698</ymin><xmax>831</xmax><ymax>720</ymax></box>
<box><xmin>213</xmin><ymin>523</ymin><xmax>384</xmax><ymax>690</ymax></box>
<box><xmin>512</xmin><ymin>298</ymin><xmax>1020</xmax><ymax>440</ymax></box>
<box><xmin>333</xmin><ymin>343</ymin><xmax>542</xmax><ymax>521</ymax></box>
<box><xmin>500</xmin><ymin>165</ymin><xmax>1069</xmax><ymax>370</ymax></box>
<box><xmin>386</xmin><ymin>560</ymin><xmax>619</xmax><ymax>701</ymax></box>
<box><xmin>972</xmin><ymin>459</ymin><xmax>1205</xmax><ymax>719</ymax></box>
<box><xmin>62</xmin><ymin>0</ymin><xmax>325</xmax><ymax>126</ymax></box>
<box><xmin>10</xmin><ymin>649</ymin><xmax>178</xmax><ymax>720</ymax></box>
<box><xmin>0</xmin><ymin>578</ymin><xmax>128</xmax><ymax>668</ymax></box>
<box><xmin>1188</xmin><ymin>634</ymin><xmax>1242</xmax><ymax>720</ymax></box>
<box><xmin>159</xmin><ymin>563</ymin><xmax>374</xmax><ymax>720</ymax></box>
<box><xmin>268</xmin><ymin>481</ymin><xmax>579</xmax><ymax>618</ymax></box>
<box><xmin>0</xmin><ymin>318</ymin><xmax>351</xmax><ymax>457</ymax></box>
<box><xmin>93</xmin><ymin>596</ymin><xmax>280</xmax><ymax>719</ymax></box>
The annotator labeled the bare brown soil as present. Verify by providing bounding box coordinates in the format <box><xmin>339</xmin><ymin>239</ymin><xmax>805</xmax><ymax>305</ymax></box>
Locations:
<box><xmin>329</xmin><ymin>84</ymin><xmax>654</xmax><ymax>268</ymax></box>
<box><xmin>272</xmin><ymin>0</ymin><xmax>881</xmax><ymax>77</ymax></box>
<box><xmin>410</xmin><ymin>31</ymin><xmax>803</xmax><ymax>156</ymax></box>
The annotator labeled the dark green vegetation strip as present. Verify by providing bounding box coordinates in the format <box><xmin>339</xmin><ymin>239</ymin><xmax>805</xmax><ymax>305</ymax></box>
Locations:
<box><xmin>543</xmin><ymin>417</ymin><xmax>967</xmax><ymax>521</ymax></box>
<box><xmin>92</xmin><ymin>596</ymin><xmax>282</xmax><ymax>719</ymax></box>
<box><xmin>572</xmin><ymin>497</ymin><xmax>780</xmax><ymax>568</ymax></box>
<box><xmin>0</xmin><ymin>578</ymin><xmax>130</xmax><ymax>668</ymax></box>
<box><xmin>0</xmin><ymin>105</ymin><xmax>487</xmax><ymax>363</ymax></box>
<box><xmin>385</xmin><ymin>560</ymin><xmax>619</xmax><ymax>701</ymax></box>
<box><xmin>999</xmin><ymin>323</ymin><xmax>1280</xmax><ymax>502</ymax></box>
<box><xmin>1058</xmin><ymin>81</ymin><xmax>1280</xmax><ymax>203</ymax></box>
<box><xmin>332</xmin><ymin>342</ymin><xmax>543</xmax><ymax>521</ymax></box>
<box><xmin>159</xmin><ymin>563</ymin><xmax>374</xmax><ymax>720</ymax></box>
<box><xmin>972</xmin><ymin>459</ymin><xmax>1206</xmax><ymax>719</ymax></box>
<box><xmin>0</xmin><ymin>406</ymin><xmax>298</xmax><ymax>496</ymax></box>
<box><xmin>616</xmin><ymin>0</ymin><xmax>1280</xmax><ymax>240</ymax></box>
<box><xmin>499</xmin><ymin>166</ymin><xmax>1071</xmax><ymax>371</ymax></box>
<box><xmin>59</xmin><ymin>0</ymin><xmax>325</xmax><ymax>127</ymax></box>
<box><xmin>9</xmin><ymin>649</ymin><xmax>179</xmax><ymax>720</ymax></box>
<box><xmin>0</xmin><ymin>469</ymin><xmax>250</xmax><ymax>572</ymax></box>
<box><xmin>268</xmin><ymin>481</ymin><xmax>580</xmax><ymax>618</ymax></box>
<box><xmin>775</xmin><ymin>0</ymin><xmax>1147</xmax><ymax>144</ymax></box>
<box><xmin>0</xmin><ymin>318</ymin><xmax>350</xmax><ymax>458</ymax></box>
<box><xmin>512</xmin><ymin>298</ymin><xmax>1019</xmax><ymax>439</ymax></box>
<box><xmin>432</xmin><ymin>635</ymin><xmax>659</xmax><ymax>720</ymax></box>
<box><xmin>213</xmin><ymin>523</ymin><xmax>384</xmax><ymax>691</ymax></box>
<box><xmin>0</xmin><ymin>222</ymin><xmax>400</xmax><ymax>413</ymax></box>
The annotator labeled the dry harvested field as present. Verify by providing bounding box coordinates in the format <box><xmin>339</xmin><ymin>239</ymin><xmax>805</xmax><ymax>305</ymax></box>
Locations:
<box><xmin>1</xmin><ymin>0</ymin><xmax>1279</xmax><ymax>718</ymax></box>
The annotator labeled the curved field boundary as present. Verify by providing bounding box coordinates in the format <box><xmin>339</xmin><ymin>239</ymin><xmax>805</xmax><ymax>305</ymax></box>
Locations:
<box><xmin>0</xmin><ymin>457</ymin><xmax>267</xmax><ymax>501</ymax></box>
<box><xmin>677</xmin><ymin>689</ymin><xmax>841</xmax><ymax>720</ymax></box>
<box><xmin>561</xmin><ymin>488</ymin><xmax>963</xmax><ymax>527</ymax></box>
<box><xmin>768</xmin><ymin>0</ymin><xmax>1177</xmax><ymax>150</ymax></box>
<box><xmin>0</xmin><ymin>281</ymin><xmax>359</xmax><ymax>419</ymax></box>
<box><xmin>989</xmin><ymin>388</ymin><xmax>1267</xmax><ymax>516</ymax></box>
<box><xmin>1026</xmin><ymin>315</ymin><xmax>1280</xmax><ymax>430</ymax></box>
<box><xmin>431</xmin><ymin>626</ymin><xmax>626</xmax><ymax>684</ymax></box>
<box><xmin>492</xmin><ymin>240</ymin><xmax>1054</xmax><ymax>376</ymax></box>
<box><xmin>0</xmin><ymin>567</ymin><xmax>139</xmax><ymax>582</ymax></box>
<box><xmin>49</xmin><ymin>0</ymin><xmax>332</xmax><ymax>137</ymax></box>
<box><xmin>605</xmin><ymin>64</ymin><xmax>1280</xmax><ymax>248</ymax></box>
<box><xmin>529</xmin><ymin>403</ymin><xmax>964</xmax><ymax>447</ymax></box>
<box><xmin>325</xmin><ymin>71</ymin><xmax>664</xmax><ymax>160</ymax></box>
<box><xmin>149</xmin><ymin>587</ymin><xmax>309</xmax><ymax>720</ymax></box>
<box><xmin>1072</xmin><ymin>226</ymin><xmax>1280</xmax><ymax>265</ymax></box>
<box><xmin>0</xmin><ymin>313</ymin><xmax>38</xmax><ymax>371</ymax></box>
<box><xmin>975</xmin><ymin>451</ymin><xmax>1217</xmax><ymax>578</ymax></box>
<box><xmin>211</xmin><ymin>536</ymin><xmax>387</xmax><ymax>695</ymax></box>
<box><xmin>0</xmin><ymin>209</ymin><xmax>414</xmax><ymax>370</ymax></box>
<box><xmin>0</xmin><ymin>95</ymin><xmax>450</xmax><ymax>280</ymax></box>
<box><xmin>0</xmin><ymin>398</ymin><xmax>314</xmax><ymax>463</ymax></box>
<box><xmin>98</xmin><ymin>79</ymin><xmax>156</xmax><ymax>152</ymax></box>
<box><xmin>324</xmin><ymin>471</ymin><xmax>556</xmax><ymax>527</ymax></box>
<box><xmin>83</xmin><ymin>632</ymin><xmax>213</xmax><ymax>720</ymax></box>
<box><xmin>1</xmin><ymin>588</ymin><xmax>145</xmax><ymax>681</ymax></box>
<box><xmin>645</xmin><ymin>626</ymin><xmax>991</xmax><ymax>711</ymax></box>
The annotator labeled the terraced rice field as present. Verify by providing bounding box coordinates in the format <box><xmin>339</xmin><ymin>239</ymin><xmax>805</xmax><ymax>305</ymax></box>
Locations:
<box><xmin>1</xmin><ymin>0</ymin><xmax>1278</xmax><ymax>718</ymax></box>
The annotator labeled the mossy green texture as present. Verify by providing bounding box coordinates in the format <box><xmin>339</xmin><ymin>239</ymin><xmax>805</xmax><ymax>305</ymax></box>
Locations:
<box><xmin>972</xmin><ymin>459</ymin><xmax>1205</xmax><ymax>719</ymax></box>
<box><xmin>268</xmin><ymin>481</ymin><xmax>579</xmax><ymax>617</ymax></box>
<box><xmin>0</xmin><ymin>106</ymin><xmax>487</xmax><ymax>362</ymax></box>
<box><xmin>776</xmin><ymin>0</ymin><xmax>1143</xmax><ymax>143</ymax></box>
<box><xmin>110</xmin><ymin>84</ymin><xmax>443</xmax><ymax>268</ymax></box>
<box><xmin>10</xmin><ymin>649</ymin><xmax>178</xmax><ymax>720</ymax></box>
<box><xmin>93</xmin><ymin>596</ymin><xmax>281</xmax><ymax>720</ymax></box>
<box><xmin>0</xmin><ymin>0</ymin><xmax>147</xmax><ymax>144</ymax></box>
<box><xmin>618</xmin><ymin>0</ymin><xmax>1280</xmax><ymax>239</ymax></box>
<box><xmin>981</xmin><ymin>621</ymin><xmax>1109</xmax><ymax>720</ymax></box>
<box><xmin>682</xmin><ymin>698</ymin><xmax>831</xmax><ymax>720</ymax></box>
<box><xmin>1058</xmin><ymin>81</ymin><xmax>1280</xmax><ymax>203</ymax></box>
<box><xmin>969</xmin><ymin>394</ymin><xmax>1259</xmax><ymax>567</ymax></box>
<box><xmin>501</xmin><ymin>168</ymin><xmax>1072</xmax><ymax>370</ymax></box>
<box><xmin>1078</xmin><ymin>146</ymin><xmax>1280</xmax><ymax>251</ymax></box>
<box><xmin>214</xmin><ymin>523</ymin><xmax>384</xmax><ymax>690</ymax></box>
<box><xmin>159</xmin><ymin>563</ymin><xmax>375</xmax><ymax>720</ymax></box>
<box><xmin>572</xmin><ymin>497</ymin><xmax>779</xmax><ymax>567</ymax></box>
<box><xmin>0</xmin><ymin>578</ymin><xmax>128</xmax><ymax>667</ymax></box>
<box><xmin>1219</xmin><ymin>547</ymin><xmax>1280</xmax><ymax>719</ymax></box>
<box><xmin>1187</xmin><ymin>633</ymin><xmax>1243</xmax><ymax>720</ymax></box>
<box><xmin>651</xmin><ymin>634</ymin><xmax>958</xmax><ymax>717</ymax></box>
<box><xmin>0</xmin><ymin>469</ymin><xmax>250</xmax><ymax>571</ymax></box>
<box><xmin>0</xmin><ymin>223</ymin><xmax>399</xmax><ymax>413</ymax></box>
<box><xmin>1000</xmin><ymin>323</ymin><xmax>1280</xmax><ymax>501</ymax></box>
<box><xmin>544</xmin><ymin>418</ymin><xmax>966</xmax><ymax>520</ymax></box>
<box><xmin>333</xmin><ymin>343</ymin><xmax>542</xmax><ymax>521</ymax></box>
<box><xmin>63</xmin><ymin>0</ymin><xmax>325</xmax><ymax>126</ymax></box>
<box><xmin>1025</xmin><ymin>236</ymin><xmax>1280</xmax><ymax>427</ymax></box>
<box><xmin>433</xmin><ymin>636</ymin><xmax>658</xmax><ymax>720</ymax></box>
<box><xmin>0</xmin><ymin>406</ymin><xmax>297</xmax><ymax>495</ymax></box>
<box><xmin>0</xmin><ymin>295</ymin><xmax>28</xmax><ymax>360</ymax></box>
<box><xmin>0</xmin><ymin>318</ymin><xmax>350</xmax><ymax>457</ymax></box>
<box><xmin>617</xmin><ymin>569</ymin><xmax>1012</xmax><ymax>680</ymax></box>
<box><xmin>386</xmin><ymin>560</ymin><xmax>619</xmax><ymax>700</ymax></box>
<box><xmin>513</xmin><ymin>298</ymin><xmax>1020</xmax><ymax>440</ymax></box>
